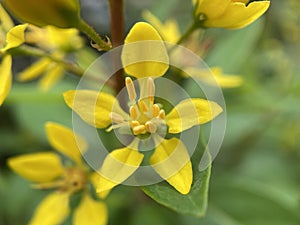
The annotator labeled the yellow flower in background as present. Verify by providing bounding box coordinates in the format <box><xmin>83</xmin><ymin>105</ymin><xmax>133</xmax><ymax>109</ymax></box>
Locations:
<box><xmin>0</xmin><ymin>4</ymin><xmax>27</xmax><ymax>105</ymax></box>
<box><xmin>17</xmin><ymin>25</ymin><xmax>83</xmax><ymax>90</ymax></box>
<box><xmin>0</xmin><ymin>55</ymin><xmax>12</xmax><ymax>106</ymax></box>
<box><xmin>8</xmin><ymin>122</ymin><xmax>108</xmax><ymax>225</ymax></box>
<box><xmin>3</xmin><ymin>0</ymin><xmax>81</xmax><ymax>28</ymax></box>
<box><xmin>184</xmin><ymin>67</ymin><xmax>244</xmax><ymax>88</ymax></box>
<box><xmin>194</xmin><ymin>0</ymin><xmax>270</xmax><ymax>29</ymax></box>
<box><xmin>63</xmin><ymin>22</ymin><xmax>223</xmax><ymax>195</ymax></box>
<box><xmin>142</xmin><ymin>10</ymin><xmax>181</xmax><ymax>43</ymax></box>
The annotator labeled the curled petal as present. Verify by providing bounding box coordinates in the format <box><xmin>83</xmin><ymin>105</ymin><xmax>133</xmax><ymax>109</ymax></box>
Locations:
<box><xmin>73</xmin><ymin>194</ymin><xmax>108</xmax><ymax>225</ymax></box>
<box><xmin>122</xmin><ymin>22</ymin><xmax>169</xmax><ymax>78</ymax></box>
<box><xmin>29</xmin><ymin>192</ymin><xmax>70</xmax><ymax>225</ymax></box>
<box><xmin>8</xmin><ymin>152</ymin><xmax>64</xmax><ymax>183</ymax></box>
<box><xmin>1</xmin><ymin>24</ymin><xmax>27</xmax><ymax>52</ymax></box>
<box><xmin>150</xmin><ymin>138</ymin><xmax>192</xmax><ymax>194</ymax></box>
<box><xmin>97</xmin><ymin>147</ymin><xmax>144</xmax><ymax>193</ymax></box>
<box><xmin>166</xmin><ymin>98</ymin><xmax>223</xmax><ymax>133</ymax></box>
<box><xmin>0</xmin><ymin>55</ymin><xmax>12</xmax><ymax>106</ymax></box>
<box><xmin>204</xmin><ymin>1</ymin><xmax>270</xmax><ymax>29</ymax></box>
<box><xmin>63</xmin><ymin>90</ymin><xmax>127</xmax><ymax>129</ymax></box>
<box><xmin>46</xmin><ymin>122</ymin><xmax>87</xmax><ymax>165</ymax></box>
<box><xmin>195</xmin><ymin>0</ymin><xmax>231</xmax><ymax>19</ymax></box>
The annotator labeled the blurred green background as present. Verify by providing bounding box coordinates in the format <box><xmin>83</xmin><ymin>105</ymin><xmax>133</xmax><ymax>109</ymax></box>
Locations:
<box><xmin>1</xmin><ymin>0</ymin><xmax>300</xmax><ymax>224</ymax></box>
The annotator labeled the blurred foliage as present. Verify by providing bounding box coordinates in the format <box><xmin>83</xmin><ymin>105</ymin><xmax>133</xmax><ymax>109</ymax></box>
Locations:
<box><xmin>1</xmin><ymin>0</ymin><xmax>300</xmax><ymax>225</ymax></box>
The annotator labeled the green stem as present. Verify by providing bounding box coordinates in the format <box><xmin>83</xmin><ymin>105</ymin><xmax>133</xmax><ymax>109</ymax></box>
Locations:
<box><xmin>176</xmin><ymin>22</ymin><xmax>197</xmax><ymax>45</ymax></box>
<box><xmin>77</xmin><ymin>19</ymin><xmax>111</xmax><ymax>51</ymax></box>
<box><xmin>9</xmin><ymin>45</ymin><xmax>85</xmax><ymax>77</ymax></box>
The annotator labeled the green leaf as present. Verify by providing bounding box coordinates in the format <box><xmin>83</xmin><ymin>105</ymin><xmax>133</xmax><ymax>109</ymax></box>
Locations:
<box><xmin>205</xmin><ymin>19</ymin><xmax>265</xmax><ymax>73</ymax></box>
<box><xmin>142</xmin><ymin>160</ymin><xmax>211</xmax><ymax>217</ymax></box>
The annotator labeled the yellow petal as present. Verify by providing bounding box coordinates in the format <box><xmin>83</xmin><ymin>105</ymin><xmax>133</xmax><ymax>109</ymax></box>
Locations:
<box><xmin>0</xmin><ymin>4</ymin><xmax>14</xmax><ymax>31</ymax></box>
<box><xmin>150</xmin><ymin>138</ymin><xmax>192</xmax><ymax>194</ymax></box>
<box><xmin>142</xmin><ymin>10</ymin><xmax>180</xmax><ymax>43</ymax></box>
<box><xmin>166</xmin><ymin>98</ymin><xmax>223</xmax><ymax>133</ymax></box>
<box><xmin>211</xmin><ymin>67</ymin><xmax>243</xmax><ymax>88</ymax></box>
<box><xmin>97</xmin><ymin>147</ymin><xmax>144</xmax><ymax>193</ymax></box>
<box><xmin>205</xmin><ymin>1</ymin><xmax>270</xmax><ymax>29</ymax></box>
<box><xmin>90</xmin><ymin>173</ymin><xmax>110</xmax><ymax>199</ymax></box>
<box><xmin>38</xmin><ymin>63</ymin><xmax>65</xmax><ymax>90</ymax></box>
<box><xmin>0</xmin><ymin>55</ymin><xmax>12</xmax><ymax>106</ymax></box>
<box><xmin>29</xmin><ymin>192</ymin><xmax>70</xmax><ymax>225</ymax></box>
<box><xmin>195</xmin><ymin>0</ymin><xmax>231</xmax><ymax>19</ymax></box>
<box><xmin>46</xmin><ymin>26</ymin><xmax>83</xmax><ymax>50</ymax></box>
<box><xmin>63</xmin><ymin>90</ymin><xmax>127</xmax><ymax>129</ymax></box>
<box><xmin>73</xmin><ymin>194</ymin><xmax>107</xmax><ymax>225</ymax></box>
<box><xmin>122</xmin><ymin>22</ymin><xmax>169</xmax><ymax>78</ymax></box>
<box><xmin>3</xmin><ymin>0</ymin><xmax>80</xmax><ymax>28</ymax></box>
<box><xmin>185</xmin><ymin>67</ymin><xmax>243</xmax><ymax>88</ymax></box>
<box><xmin>17</xmin><ymin>57</ymin><xmax>52</xmax><ymax>81</ymax></box>
<box><xmin>7</xmin><ymin>152</ymin><xmax>64</xmax><ymax>183</ymax></box>
<box><xmin>1</xmin><ymin>24</ymin><xmax>27</xmax><ymax>52</ymax></box>
<box><xmin>46</xmin><ymin>122</ymin><xmax>87</xmax><ymax>165</ymax></box>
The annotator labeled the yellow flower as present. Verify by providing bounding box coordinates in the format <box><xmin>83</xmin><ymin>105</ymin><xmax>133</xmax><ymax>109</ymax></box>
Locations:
<box><xmin>121</xmin><ymin>22</ymin><xmax>169</xmax><ymax>78</ymax></box>
<box><xmin>8</xmin><ymin>122</ymin><xmax>108</xmax><ymax>225</ymax></box>
<box><xmin>142</xmin><ymin>10</ymin><xmax>181</xmax><ymax>43</ymax></box>
<box><xmin>0</xmin><ymin>55</ymin><xmax>12</xmax><ymax>106</ymax></box>
<box><xmin>194</xmin><ymin>0</ymin><xmax>270</xmax><ymax>29</ymax></box>
<box><xmin>184</xmin><ymin>67</ymin><xmax>244</xmax><ymax>88</ymax></box>
<box><xmin>17</xmin><ymin>25</ymin><xmax>83</xmax><ymax>90</ymax></box>
<box><xmin>0</xmin><ymin>4</ymin><xmax>27</xmax><ymax>105</ymax></box>
<box><xmin>3</xmin><ymin>0</ymin><xmax>81</xmax><ymax>28</ymax></box>
<box><xmin>63</xmin><ymin>22</ymin><xmax>223</xmax><ymax>195</ymax></box>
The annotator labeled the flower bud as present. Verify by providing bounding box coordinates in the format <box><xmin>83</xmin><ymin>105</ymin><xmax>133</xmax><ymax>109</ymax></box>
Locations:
<box><xmin>194</xmin><ymin>0</ymin><xmax>270</xmax><ymax>29</ymax></box>
<box><xmin>3</xmin><ymin>0</ymin><xmax>81</xmax><ymax>28</ymax></box>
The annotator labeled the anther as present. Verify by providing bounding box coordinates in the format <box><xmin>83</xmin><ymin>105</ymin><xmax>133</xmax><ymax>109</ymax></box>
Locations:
<box><xmin>109</xmin><ymin>112</ymin><xmax>124</xmax><ymax>124</ymax></box>
<box><xmin>130</xmin><ymin>120</ymin><xmax>140</xmax><ymax>128</ymax></box>
<box><xmin>129</xmin><ymin>106</ymin><xmax>139</xmax><ymax>120</ymax></box>
<box><xmin>125</xmin><ymin>77</ymin><xmax>137</xmax><ymax>103</ymax></box>
<box><xmin>152</xmin><ymin>104</ymin><xmax>160</xmax><ymax>117</ymax></box>
<box><xmin>158</xmin><ymin>109</ymin><xmax>165</xmax><ymax>119</ymax></box>
<box><xmin>133</xmin><ymin>125</ymin><xmax>146</xmax><ymax>135</ymax></box>
<box><xmin>147</xmin><ymin>77</ymin><xmax>155</xmax><ymax>103</ymax></box>
<box><xmin>145</xmin><ymin>121</ymin><xmax>157</xmax><ymax>133</ymax></box>
<box><xmin>138</xmin><ymin>100</ymin><xmax>149</xmax><ymax>113</ymax></box>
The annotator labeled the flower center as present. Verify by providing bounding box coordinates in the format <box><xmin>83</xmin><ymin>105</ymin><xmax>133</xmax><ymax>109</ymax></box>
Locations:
<box><xmin>62</xmin><ymin>167</ymin><xmax>88</xmax><ymax>193</ymax></box>
<box><xmin>109</xmin><ymin>77</ymin><xmax>166</xmax><ymax>137</ymax></box>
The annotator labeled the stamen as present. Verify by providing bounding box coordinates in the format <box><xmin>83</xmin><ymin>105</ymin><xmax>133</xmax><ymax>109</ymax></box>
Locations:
<box><xmin>147</xmin><ymin>77</ymin><xmax>155</xmax><ymax>103</ymax></box>
<box><xmin>138</xmin><ymin>100</ymin><xmax>149</xmax><ymax>113</ymax></box>
<box><xmin>158</xmin><ymin>109</ymin><xmax>165</xmax><ymax>119</ymax></box>
<box><xmin>125</xmin><ymin>77</ymin><xmax>137</xmax><ymax>103</ymax></box>
<box><xmin>145</xmin><ymin>121</ymin><xmax>157</xmax><ymax>133</ymax></box>
<box><xmin>109</xmin><ymin>112</ymin><xmax>124</xmax><ymax>124</ymax></box>
<box><xmin>152</xmin><ymin>104</ymin><xmax>160</xmax><ymax>117</ymax></box>
<box><xmin>130</xmin><ymin>120</ymin><xmax>140</xmax><ymax>128</ymax></box>
<box><xmin>133</xmin><ymin>125</ymin><xmax>146</xmax><ymax>135</ymax></box>
<box><xmin>129</xmin><ymin>105</ymin><xmax>139</xmax><ymax>120</ymax></box>
<box><xmin>106</xmin><ymin>122</ymin><xmax>129</xmax><ymax>132</ymax></box>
